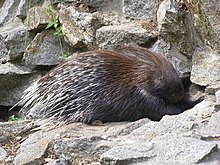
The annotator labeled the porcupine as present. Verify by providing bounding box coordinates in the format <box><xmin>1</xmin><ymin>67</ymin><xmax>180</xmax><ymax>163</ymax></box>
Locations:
<box><xmin>19</xmin><ymin>46</ymin><xmax>202</xmax><ymax>124</ymax></box>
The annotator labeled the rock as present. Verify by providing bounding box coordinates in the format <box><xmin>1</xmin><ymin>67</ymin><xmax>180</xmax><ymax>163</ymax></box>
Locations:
<box><xmin>58</xmin><ymin>5</ymin><xmax>84</xmax><ymax>48</ymax></box>
<box><xmin>0</xmin><ymin>0</ymin><xmax>14</xmax><ymax>26</ymax></box>
<box><xmin>0</xmin><ymin>147</ymin><xmax>7</xmax><ymax>163</ymax></box>
<box><xmin>24</xmin><ymin>30</ymin><xmax>71</xmax><ymax>66</ymax></box>
<box><xmin>13</xmin><ymin>128</ymin><xmax>55</xmax><ymax>165</ymax></box>
<box><xmin>45</xmin><ymin>159</ymin><xmax>68</xmax><ymax>165</ymax></box>
<box><xmin>197</xmin><ymin>109</ymin><xmax>220</xmax><ymax>139</ymax></box>
<box><xmin>16</xmin><ymin>0</ymin><xmax>28</xmax><ymax>20</ymax></box>
<box><xmin>157</xmin><ymin>0</ymin><xmax>197</xmax><ymax>57</ymax></box>
<box><xmin>123</xmin><ymin>0</ymin><xmax>160</xmax><ymax>20</ymax></box>
<box><xmin>150</xmin><ymin>39</ymin><xmax>167</xmax><ymax>55</ymax></box>
<box><xmin>0</xmin><ymin>120</ymin><xmax>32</xmax><ymax>143</ymax></box>
<box><xmin>130</xmin><ymin>97</ymin><xmax>217</xmax><ymax>138</ymax></box>
<box><xmin>27</xmin><ymin>5</ymin><xmax>51</xmax><ymax>31</ymax></box>
<box><xmin>205</xmin><ymin>81</ymin><xmax>220</xmax><ymax>95</ymax></box>
<box><xmin>92</xmin><ymin>11</ymin><xmax>121</xmax><ymax>26</ymax></box>
<box><xmin>191</xmin><ymin>47</ymin><xmax>220</xmax><ymax>86</ymax></box>
<box><xmin>186</xmin><ymin>0</ymin><xmax>220</xmax><ymax>53</ymax></box>
<box><xmin>13</xmin><ymin>123</ymin><xmax>108</xmax><ymax>165</ymax></box>
<box><xmin>0</xmin><ymin>73</ymin><xmax>42</xmax><ymax>106</ymax></box>
<box><xmin>77</xmin><ymin>0</ymin><xmax>123</xmax><ymax>13</ymax></box>
<box><xmin>13</xmin><ymin>120</ymin><xmax>149</xmax><ymax>164</ymax></box>
<box><xmin>54</xmin><ymin>136</ymin><xmax>105</xmax><ymax>161</ymax></box>
<box><xmin>0</xmin><ymin>62</ymin><xmax>42</xmax><ymax>106</ymax></box>
<box><xmin>167</xmin><ymin>44</ymin><xmax>192</xmax><ymax>77</ymax></box>
<box><xmin>156</xmin><ymin>0</ymin><xmax>200</xmax><ymax>77</ymax></box>
<box><xmin>0</xmin><ymin>62</ymin><xmax>31</xmax><ymax>75</ymax></box>
<box><xmin>0</xmin><ymin>35</ymin><xmax>9</xmax><ymax>62</ymax></box>
<box><xmin>151</xmin><ymin>133</ymin><xmax>218</xmax><ymax>164</ymax></box>
<box><xmin>100</xmin><ymin>139</ymin><xmax>154</xmax><ymax>165</ymax></box>
<box><xmin>0</xmin><ymin>23</ymin><xmax>32</xmax><ymax>60</ymax></box>
<box><xmin>58</xmin><ymin>5</ymin><xmax>100</xmax><ymax>48</ymax></box>
<box><xmin>13</xmin><ymin>97</ymin><xmax>220</xmax><ymax>164</ymax></box>
<box><xmin>96</xmin><ymin>23</ymin><xmax>157</xmax><ymax>49</ymax></box>
<box><xmin>215</xmin><ymin>90</ymin><xmax>220</xmax><ymax>105</ymax></box>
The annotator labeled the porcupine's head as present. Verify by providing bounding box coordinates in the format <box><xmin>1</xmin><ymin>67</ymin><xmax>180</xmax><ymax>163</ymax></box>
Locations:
<box><xmin>146</xmin><ymin>53</ymin><xmax>184</xmax><ymax>103</ymax></box>
<box><xmin>120</xmin><ymin>46</ymin><xmax>185</xmax><ymax>103</ymax></box>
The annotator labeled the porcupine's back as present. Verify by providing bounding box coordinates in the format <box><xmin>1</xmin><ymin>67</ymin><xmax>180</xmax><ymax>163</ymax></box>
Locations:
<box><xmin>19</xmin><ymin>46</ymin><xmax>185</xmax><ymax>124</ymax></box>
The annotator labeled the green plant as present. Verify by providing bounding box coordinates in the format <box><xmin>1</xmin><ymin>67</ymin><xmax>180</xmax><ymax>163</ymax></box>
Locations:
<box><xmin>9</xmin><ymin>115</ymin><xmax>19</xmax><ymax>121</ymax></box>
<box><xmin>45</xmin><ymin>5</ymin><xmax>68</xmax><ymax>60</ymax></box>
<box><xmin>45</xmin><ymin>5</ymin><xmax>62</xmax><ymax>36</ymax></box>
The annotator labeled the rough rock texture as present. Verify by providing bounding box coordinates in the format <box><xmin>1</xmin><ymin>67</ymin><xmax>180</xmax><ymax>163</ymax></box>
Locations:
<box><xmin>0</xmin><ymin>35</ymin><xmax>9</xmax><ymax>62</ymax></box>
<box><xmin>59</xmin><ymin>5</ymin><xmax>100</xmax><ymax>48</ymax></box>
<box><xmin>27</xmin><ymin>5</ymin><xmax>51</xmax><ymax>31</ymax></box>
<box><xmin>157</xmin><ymin>0</ymin><xmax>196</xmax><ymax>57</ymax></box>
<box><xmin>58</xmin><ymin>5</ymin><xmax>84</xmax><ymax>48</ymax></box>
<box><xmin>0</xmin><ymin>147</ymin><xmax>7</xmax><ymax>162</ymax></box>
<box><xmin>0</xmin><ymin>23</ymin><xmax>32</xmax><ymax>60</ymax></box>
<box><xmin>0</xmin><ymin>0</ymin><xmax>15</xmax><ymax>26</ymax></box>
<box><xmin>16</xmin><ymin>0</ymin><xmax>28</xmax><ymax>20</ymax></box>
<box><xmin>156</xmin><ymin>0</ymin><xmax>198</xmax><ymax>77</ymax></box>
<box><xmin>186</xmin><ymin>0</ymin><xmax>220</xmax><ymax>53</ymax></box>
<box><xmin>0</xmin><ymin>63</ymin><xmax>42</xmax><ymax>106</ymax></box>
<box><xmin>11</xmin><ymin>97</ymin><xmax>220</xmax><ymax>165</ymax></box>
<box><xmin>0</xmin><ymin>120</ymin><xmax>32</xmax><ymax>142</ymax></box>
<box><xmin>191</xmin><ymin>47</ymin><xmax>220</xmax><ymax>86</ymax></box>
<box><xmin>216</xmin><ymin>90</ymin><xmax>220</xmax><ymax>105</ymax></box>
<box><xmin>25</xmin><ymin>30</ymin><xmax>71</xmax><ymax>66</ymax></box>
<box><xmin>123</xmin><ymin>0</ymin><xmax>160</xmax><ymax>20</ymax></box>
<box><xmin>92</xmin><ymin>11</ymin><xmax>121</xmax><ymax>26</ymax></box>
<box><xmin>96</xmin><ymin>24</ymin><xmax>157</xmax><ymax>49</ymax></box>
<box><xmin>78</xmin><ymin>0</ymin><xmax>124</xmax><ymax>14</ymax></box>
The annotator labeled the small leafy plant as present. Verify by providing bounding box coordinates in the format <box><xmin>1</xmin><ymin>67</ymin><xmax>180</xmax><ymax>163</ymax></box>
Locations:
<box><xmin>9</xmin><ymin>115</ymin><xmax>19</xmax><ymax>121</ymax></box>
<box><xmin>45</xmin><ymin>5</ymin><xmax>62</xmax><ymax>36</ymax></box>
<box><xmin>45</xmin><ymin>5</ymin><xmax>69</xmax><ymax>60</ymax></box>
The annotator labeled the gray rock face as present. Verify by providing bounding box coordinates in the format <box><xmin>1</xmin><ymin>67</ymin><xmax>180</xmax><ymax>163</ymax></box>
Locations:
<box><xmin>156</xmin><ymin>0</ymin><xmax>198</xmax><ymax>77</ymax></box>
<box><xmin>59</xmin><ymin>5</ymin><xmax>100</xmax><ymax>48</ymax></box>
<box><xmin>100</xmin><ymin>140</ymin><xmax>154</xmax><ymax>164</ymax></box>
<box><xmin>0</xmin><ymin>120</ymin><xmax>31</xmax><ymax>142</ymax></box>
<box><xmin>0</xmin><ymin>35</ymin><xmax>9</xmax><ymax>61</ymax></box>
<box><xmin>12</xmin><ymin>97</ymin><xmax>220</xmax><ymax>165</ymax></box>
<box><xmin>58</xmin><ymin>5</ymin><xmax>84</xmax><ymax>48</ymax></box>
<box><xmin>0</xmin><ymin>62</ymin><xmax>43</xmax><ymax>106</ymax></box>
<box><xmin>216</xmin><ymin>90</ymin><xmax>220</xmax><ymax>105</ymax></box>
<box><xmin>45</xmin><ymin>159</ymin><xmax>68</xmax><ymax>165</ymax></box>
<box><xmin>13</xmin><ymin>125</ymin><xmax>60</xmax><ymax>165</ymax></box>
<box><xmin>191</xmin><ymin>48</ymin><xmax>220</xmax><ymax>86</ymax></box>
<box><xmin>0</xmin><ymin>0</ymin><xmax>14</xmax><ymax>26</ymax></box>
<box><xmin>157</xmin><ymin>0</ymin><xmax>197</xmax><ymax>57</ymax></box>
<box><xmin>27</xmin><ymin>5</ymin><xmax>50</xmax><ymax>31</ymax></box>
<box><xmin>16</xmin><ymin>0</ymin><xmax>28</xmax><ymax>19</ymax></box>
<box><xmin>0</xmin><ymin>147</ymin><xmax>7</xmax><ymax>163</ymax></box>
<box><xmin>92</xmin><ymin>11</ymin><xmax>120</xmax><ymax>26</ymax></box>
<box><xmin>0</xmin><ymin>23</ymin><xmax>30</xmax><ymax>60</ymax></box>
<box><xmin>25</xmin><ymin>30</ymin><xmax>70</xmax><ymax>66</ymax></box>
<box><xmin>123</xmin><ymin>0</ymin><xmax>160</xmax><ymax>20</ymax></box>
<box><xmin>78</xmin><ymin>0</ymin><xmax>123</xmax><ymax>14</ymax></box>
<box><xmin>187</xmin><ymin>0</ymin><xmax>220</xmax><ymax>53</ymax></box>
<box><xmin>0</xmin><ymin>63</ymin><xmax>42</xmax><ymax>106</ymax></box>
<box><xmin>96</xmin><ymin>24</ymin><xmax>157</xmax><ymax>49</ymax></box>
<box><xmin>152</xmin><ymin>134</ymin><xmax>217</xmax><ymax>164</ymax></box>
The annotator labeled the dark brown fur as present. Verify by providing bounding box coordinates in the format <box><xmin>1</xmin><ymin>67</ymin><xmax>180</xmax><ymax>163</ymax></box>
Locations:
<box><xmin>19</xmin><ymin>46</ymin><xmax>201</xmax><ymax>124</ymax></box>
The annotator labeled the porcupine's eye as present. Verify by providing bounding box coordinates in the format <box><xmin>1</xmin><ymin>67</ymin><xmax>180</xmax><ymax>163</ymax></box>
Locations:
<box><xmin>165</xmin><ymin>87</ymin><xmax>184</xmax><ymax>102</ymax></box>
